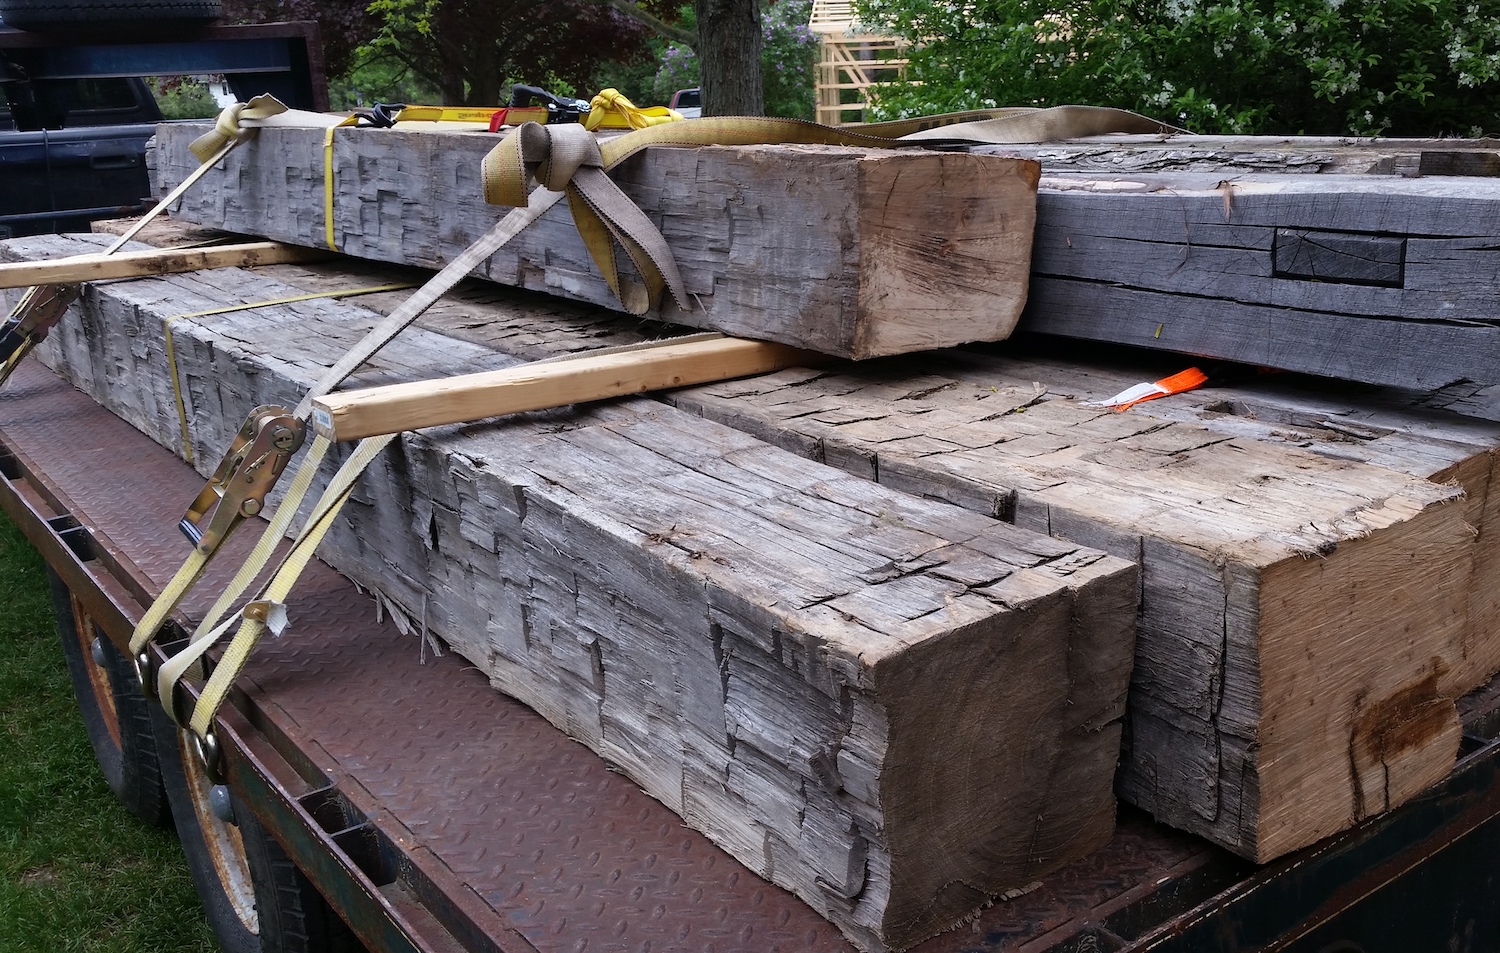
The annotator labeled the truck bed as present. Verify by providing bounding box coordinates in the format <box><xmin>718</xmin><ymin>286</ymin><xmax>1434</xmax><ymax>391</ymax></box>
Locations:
<box><xmin>5</xmin><ymin>355</ymin><xmax>1500</xmax><ymax>952</ymax></box>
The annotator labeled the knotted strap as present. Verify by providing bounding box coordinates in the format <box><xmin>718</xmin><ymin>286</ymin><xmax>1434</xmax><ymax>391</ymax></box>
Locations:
<box><xmin>188</xmin><ymin>94</ymin><xmax>292</xmax><ymax>162</ymax></box>
<box><xmin>478</xmin><ymin>106</ymin><xmax>1183</xmax><ymax>317</ymax></box>
<box><xmin>483</xmin><ymin>122</ymin><xmax>687</xmax><ymax>314</ymax></box>
<box><xmin>585</xmin><ymin>88</ymin><xmax>684</xmax><ymax>131</ymax></box>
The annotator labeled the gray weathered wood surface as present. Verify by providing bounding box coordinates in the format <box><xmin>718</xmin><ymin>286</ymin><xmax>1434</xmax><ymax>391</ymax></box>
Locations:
<box><xmin>150</xmin><ymin>124</ymin><xmax>1040</xmax><ymax>360</ymax></box>
<box><xmin>63</xmin><ymin>215</ymin><xmax>1500</xmax><ymax>864</ymax></box>
<box><xmin>975</xmin><ymin>133</ymin><xmax>1500</xmax><ymax>176</ymax></box>
<box><xmin>2</xmin><ymin>232</ymin><xmax>1137</xmax><ymax>953</ymax></box>
<box><xmin>1023</xmin><ymin>173</ymin><xmax>1500</xmax><ymax>390</ymax></box>
<box><xmin>82</xmin><ymin>217</ymin><xmax>1496</xmax><ymax>864</ymax></box>
<box><xmin>665</xmin><ymin>344</ymin><xmax>1483</xmax><ymax>862</ymax></box>
<box><xmin>153</xmin><ymin>123</ymin><xmax>1500</xmax><ymax>388</ymax></box>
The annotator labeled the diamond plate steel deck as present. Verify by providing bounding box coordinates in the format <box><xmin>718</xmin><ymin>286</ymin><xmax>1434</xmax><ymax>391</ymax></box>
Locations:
<box><xmin>0</xmin><ymin>358</ymin><xmax>1227</xmax><ymax>953</ymax></box>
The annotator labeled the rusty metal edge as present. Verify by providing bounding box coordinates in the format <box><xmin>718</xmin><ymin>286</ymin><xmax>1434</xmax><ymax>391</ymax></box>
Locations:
<box><xmin>1126</xmin><ymin>714</ymin><xmax>1500</xmax><ymax>951</ymax></box>
<box><xmin>0</xmin><ymin>419</ymin><xmax>528</xmax><ymax>953</ymax></box>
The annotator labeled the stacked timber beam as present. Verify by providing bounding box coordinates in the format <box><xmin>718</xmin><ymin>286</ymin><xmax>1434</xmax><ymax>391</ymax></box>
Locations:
<box><xmin>1</xmin><ymin>233</ymin><xmax>1139</xmax><ymax>953</ymax></box>
<box><xmin>149</xmin><ymin>124</ymin><xmax>1040</xmax><ymax>360</ymax></box>
<box><xmin>151</xmin><ymin>124</ymin><xmax>1500</xmax><ymax>389</ymax></box>
<box><xmin>670</xmin><ymin>349</ymin><xmax>1500</xmax><ymax>861</ymax></box>
<box><xmin>24</xmin><ymin>221</ymin><xmax>1500</xmax><ymax>869</ymax></box>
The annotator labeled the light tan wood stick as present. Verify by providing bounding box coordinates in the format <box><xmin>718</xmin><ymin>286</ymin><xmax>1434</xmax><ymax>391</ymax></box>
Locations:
<box><xmin>0</xmin><ymin>241</ymin><xmax>329</xmax><ymax>289</ymax></box>
<box><xmin>310</xmin><ymin>336</ymin><xmax>817</xmax><ymax>441</ymax></box>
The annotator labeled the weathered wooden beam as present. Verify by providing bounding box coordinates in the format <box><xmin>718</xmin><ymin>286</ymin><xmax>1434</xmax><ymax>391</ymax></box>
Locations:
<box><xmin>0</xmin><ymin>241</ymin><xmax>327</xmax><ymax>289</ymax></box>
<box><xmin>1020</xmin><ymin>173</ymin><xmax>1500</xmax><ymax>390</ymax></box>
<box><xmin>158</xmin><ymin>227</ymin><xmax>1500</xmax><ymax>864</ymax></box>
<box><xmin>667</xmin><ymin>347</ymin><xmax>1495</xmax><ymax>863</ymax></box>
<box><xmin>309</xmin><ymin>336</ymin><xmax>817</xmax><ymax>441</ymax></box>
<box><xmin>975</xmin><ymin>133</ymin><xmax>1500</xmax><ymax>176</ymax></box>
<box><xmin>6</xmin><ymin>232</ymin><xmax>1138</xmax><ymax>953</ymax></box>
<box><xmin>151</xmin><ymin>123</ymin><xmax>1500</xmax><ymax>387</ymax></box>
<box><xmin>72</xmin><ymin>221</ymin><xmax>1500</xmax><ymax>864</ymax></box>
<box><xmin>150</xmin><ymin>123</ymin><xmax>1040</xmax><ymax>360</ymax></box>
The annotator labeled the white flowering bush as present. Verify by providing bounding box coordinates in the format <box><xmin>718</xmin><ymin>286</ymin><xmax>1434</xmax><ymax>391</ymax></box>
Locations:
<box><xmin>855</xmin><ymin>0</ymin><xmax>1500</xmax><ymax>135</ymax></box>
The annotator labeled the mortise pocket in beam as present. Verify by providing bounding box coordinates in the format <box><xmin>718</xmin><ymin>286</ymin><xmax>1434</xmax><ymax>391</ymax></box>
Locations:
<box><xmin>1272</xmin><ymin>229</ymin><xmax>1405</xmax><ymax>287</ymax></box>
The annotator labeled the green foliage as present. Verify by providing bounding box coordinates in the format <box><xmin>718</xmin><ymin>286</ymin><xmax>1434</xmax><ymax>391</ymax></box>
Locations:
<box><xmin>358</xmin><ymin>0</ymin><xmax>652</xmax><ymax>105</ymax></box>
<box><xmin>329</xmin><ymin>48</ymin><xmax>442</xmax><ymax>110</ymax></box>
<box><xmin>651</xmin><ymin>42</ymin><xmax>701</xmax><ymax>102</ymax></box>
<box><xmin>650</xmin><ymin>0</ymin><xmax>819</xmax><ymax>117</ymax></box>
<box><xmin>0</xmin><ymin>515</ymin><xmax>214</xmax><ymax>952</ymax></box>
<box><xmin>145</xmin><ymin>78</ymin><xmax>220</xmax><ymax>121</ymax></box>
<box><xmin>649</xmin><ymin>3</ymin><xmax>700</xmax><ymax>103</ymax></box>
<box><xmin>590</xmin><ymin>53</ymin><xmax>665</xmax><ymax>106</ymax></box>
<box><xmin>855</xmin><ymin>0</ymin><xmax>1500</xmax><ymax>136</ymax></box>
<box><xmin>762</xmin><ymin>0</ymin><xmax>819</xmax><ymax>119</ymax></box>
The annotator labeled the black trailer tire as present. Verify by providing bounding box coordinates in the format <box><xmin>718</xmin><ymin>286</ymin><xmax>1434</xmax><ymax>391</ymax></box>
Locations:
<box><xmin>0</xmin><ymin>0</ymin><xmax>221</xmax><ymax>28</ymax></box>
<box><xmin>151</xmin><ymin>703</ymin><xmax>361</xmax><ymax>953</ymax></box>
<box><xmin>47</xmin><ymin>569</ymin><xmax>172</xmax><ymax>828</ymax></box>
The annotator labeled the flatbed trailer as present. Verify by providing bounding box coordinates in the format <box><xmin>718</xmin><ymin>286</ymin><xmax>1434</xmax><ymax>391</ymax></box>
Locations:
<box><xmin>6</xmin><ymin>352</ymin><xmax>1500</xmax><ymax>953</ymax></box>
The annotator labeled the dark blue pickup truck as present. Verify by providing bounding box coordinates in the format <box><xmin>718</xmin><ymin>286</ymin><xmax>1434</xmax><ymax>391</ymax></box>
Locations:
<box><xmin>0</xmin><ymin>9</ymin><xmax>326</xmax><ymax>238</ymax></box>
<box><xmin>0</xmin><ymin>72</ymin><xmax>160</xmax><ymax>237</ymax></box>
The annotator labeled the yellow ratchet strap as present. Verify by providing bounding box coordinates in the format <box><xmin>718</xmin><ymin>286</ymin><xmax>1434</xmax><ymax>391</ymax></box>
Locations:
<box><xmin>393</xmin><ymin>105</ymin><xmax>501</xmax><ymax>124</ymax></box>
<box><xmin>176</xmin><ymin>433</ymin><xmax>394</xmax><ymax>738</ymax></box>
<box><xmin>322</xmin><ymin>114</ymin><xmax>361</xmax><ymax>251</ymax></box>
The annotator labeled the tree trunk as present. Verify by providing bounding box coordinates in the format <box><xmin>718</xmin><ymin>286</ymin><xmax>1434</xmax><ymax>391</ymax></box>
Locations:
<box><xmin>694</xmin><ymin>0</ymin><xmax>763</xmax><ymax>116</ymax></box>
<box><xmin>438</xmin><ymin>60</ymin><xmax>466</xmax><ymax>106</ymax></box>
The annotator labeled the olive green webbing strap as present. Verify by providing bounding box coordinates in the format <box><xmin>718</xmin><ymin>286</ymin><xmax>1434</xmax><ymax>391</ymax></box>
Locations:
<box><xmin>106</xmin><ymin>95</ymin><xmax>299</xmax><ymax>256</ymax></box>
<box><xmin>146</xmin><ymin>436</ymin><xmax>329</xmax><ymax>696</ymax></box>
<box><xmin>478</xmin><ymin>106</ymin><xmax>1181</xmax><ymax>318</ymax></box>
<box><xmin>127</xmin><ymin>436</ymin><xmax>332</xmax><ymax>660</ymax></box>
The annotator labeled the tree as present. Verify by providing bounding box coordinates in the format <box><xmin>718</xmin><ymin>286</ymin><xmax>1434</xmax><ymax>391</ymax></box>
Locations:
<box><xmin>855</xmin><ymin>0</ymin><xmax>1500</xmax><ymax>136</ymax></box>
<box><xmin>694</xmin><ymin>0</ymin><xmax>764</xmax><ymax>114</ymax></box>
<box><xmin>364</xmin><ymin>0</ymin><xmax>654</xmax><ymax>106</ymax></box>
<box><xmin>602</xmin><ymin>0</ymin><xmax>697</xmax><ymax>45</ymax></box>
<box><xmin>649</xmin><ymin>0</ymin><xmax>816</xmax><ymax>117</ymax></box>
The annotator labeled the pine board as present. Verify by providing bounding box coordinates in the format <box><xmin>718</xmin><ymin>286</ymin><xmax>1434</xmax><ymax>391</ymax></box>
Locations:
<box><xmin>148</xmin><ymin>123</ymin><xmax>1040</xmax><ymax>360</ymax></box>
<box><xmin>2</xmin><ymin>232</ymin><xmax>1136</xmax><ymax>953</ymax></box>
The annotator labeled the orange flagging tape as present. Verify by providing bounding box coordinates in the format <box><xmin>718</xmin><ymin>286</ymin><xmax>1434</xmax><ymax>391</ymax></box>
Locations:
<box><xmin>1086</xmin><ymin>367</ymin><xmax>1209</xmax><ymax>412</ymax></box>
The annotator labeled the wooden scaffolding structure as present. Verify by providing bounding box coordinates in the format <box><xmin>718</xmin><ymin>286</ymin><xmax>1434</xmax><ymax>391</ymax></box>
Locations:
<box><xmin>809</xmin><ymin>0</ymin><xmax>908</xmax><ymax>125</ymax></box>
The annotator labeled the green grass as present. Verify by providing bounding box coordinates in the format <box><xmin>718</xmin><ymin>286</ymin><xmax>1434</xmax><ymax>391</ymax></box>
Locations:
<box><xmin>0</xmin><ymin>513</ymin><xmax>217</xmax><ymax>953</ymax></box>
